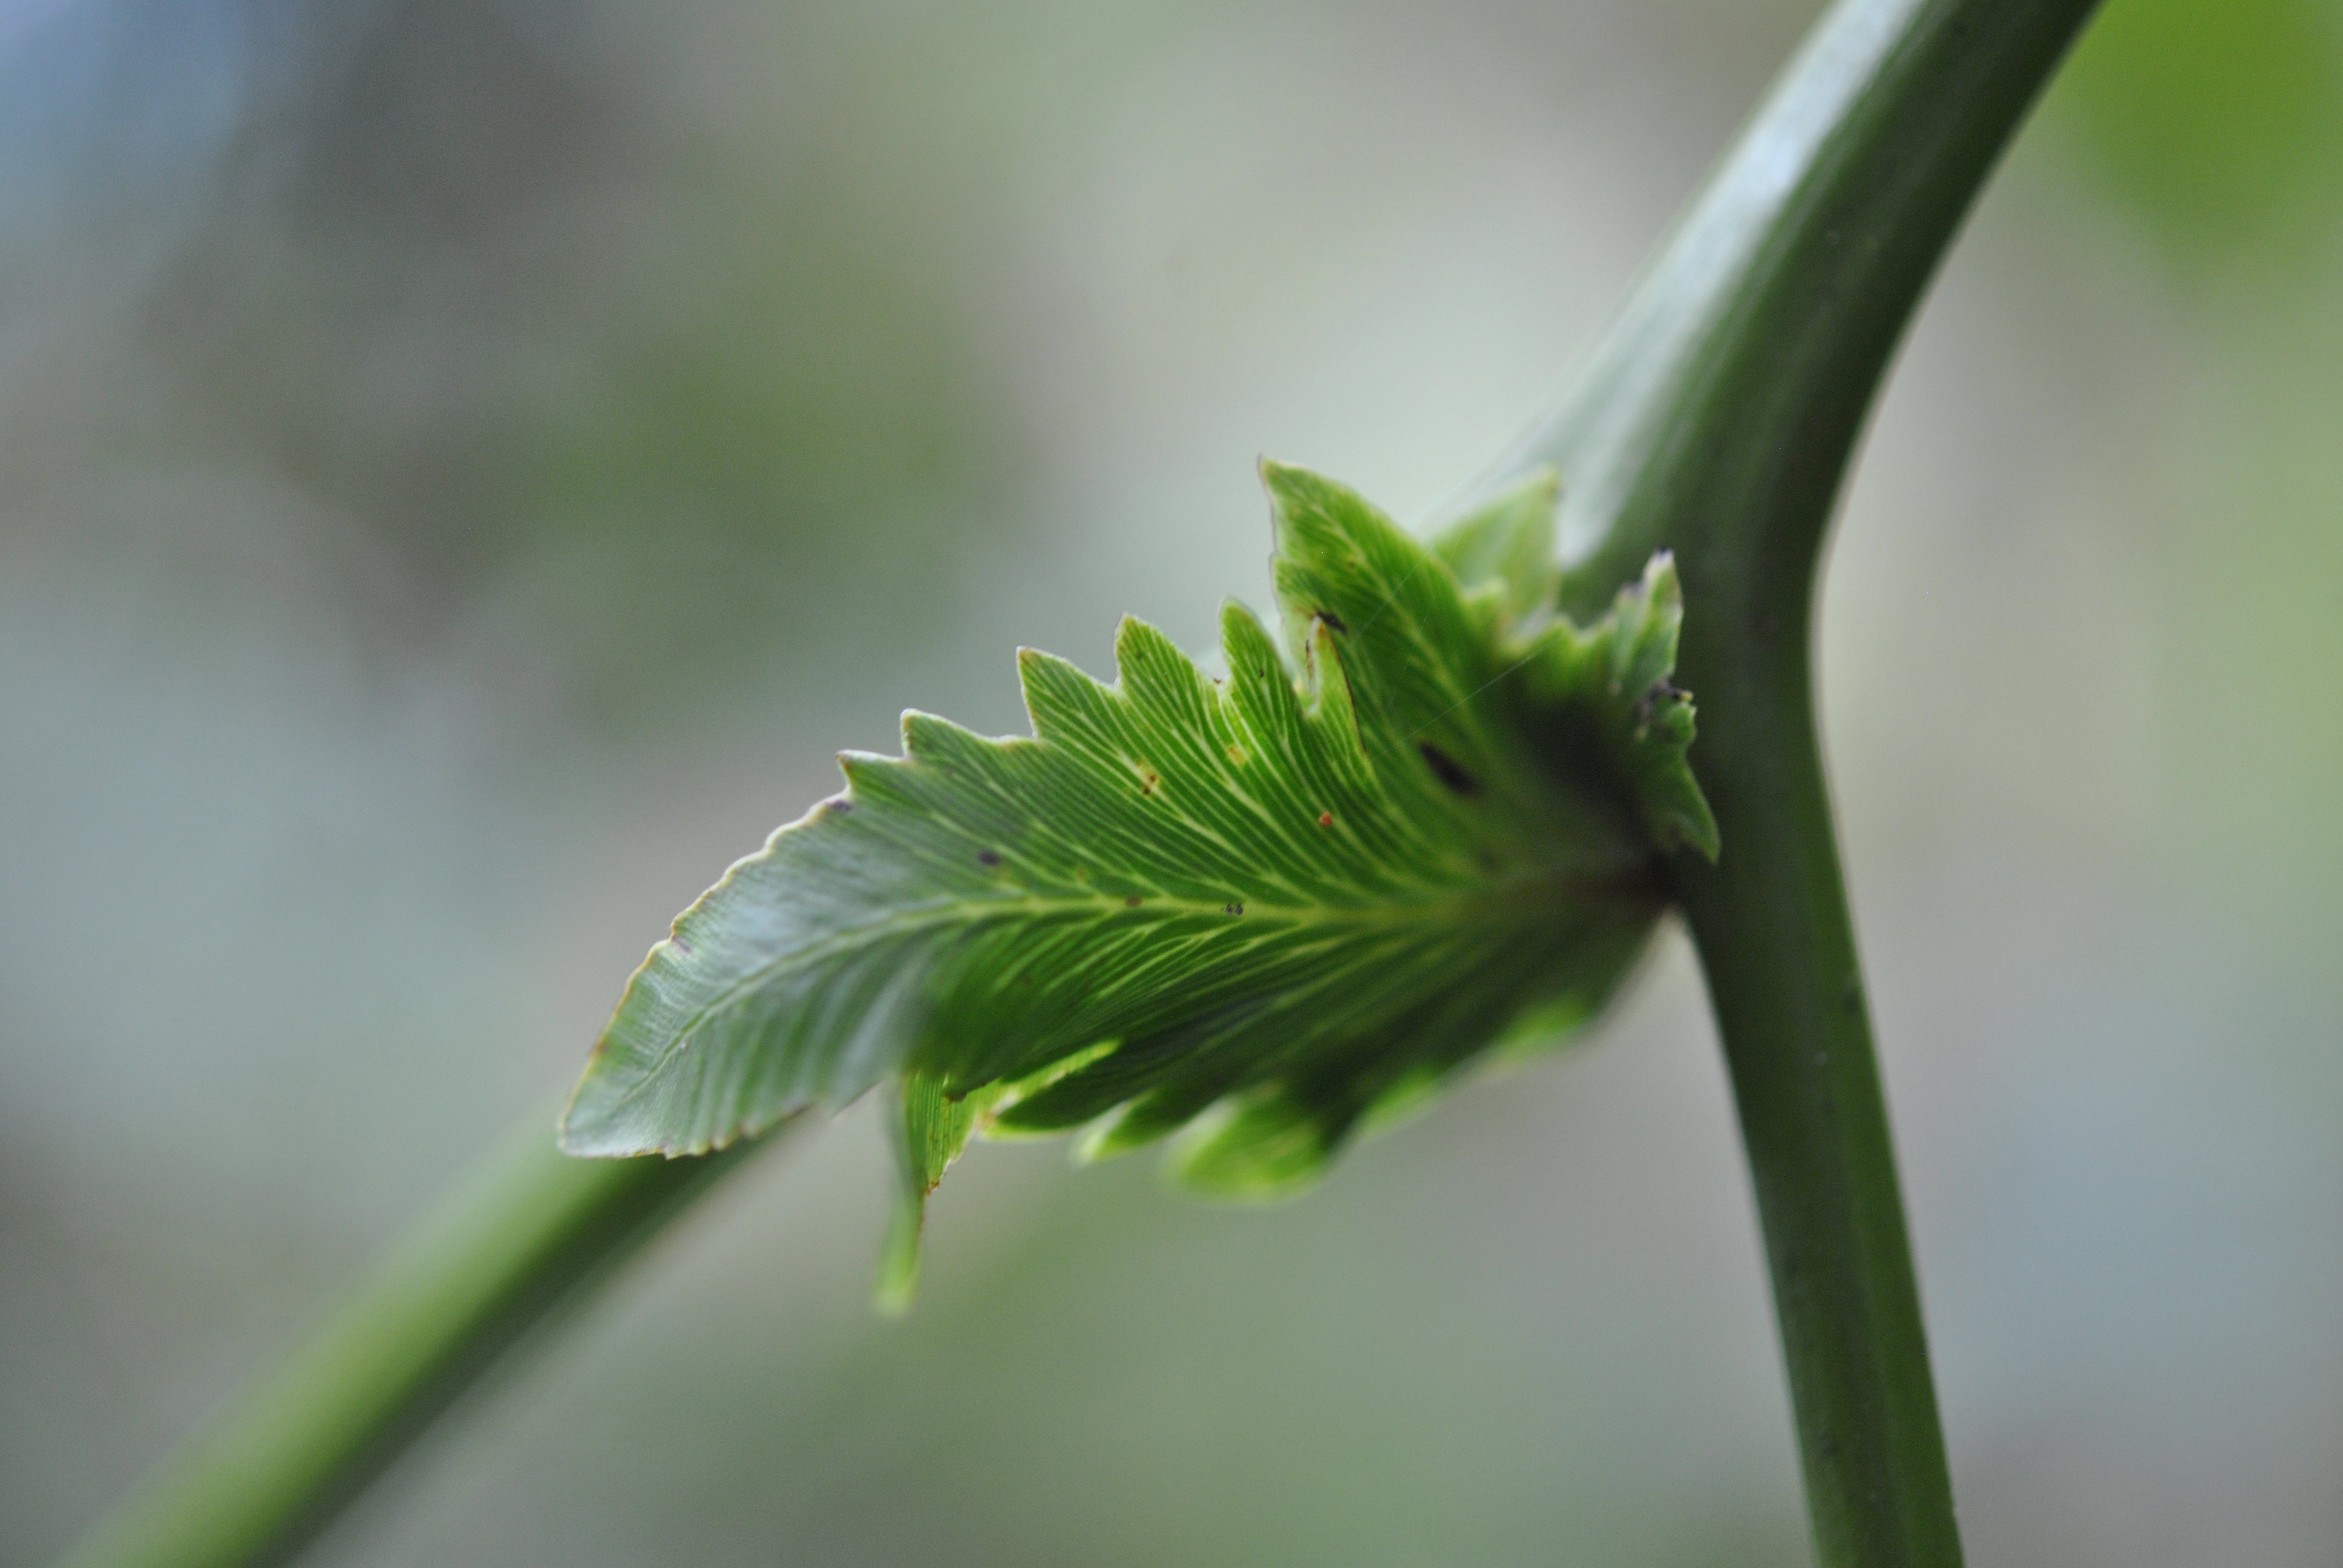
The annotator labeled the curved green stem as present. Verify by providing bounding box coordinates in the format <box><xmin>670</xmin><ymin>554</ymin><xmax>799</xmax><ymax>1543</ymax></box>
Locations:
<box><xmin>1477</xmin><ymin>0</ymin><xmax>2102</xmax><ymax>1562</ymax></box>
<box><xmin>57</xmin><ymin>1116</ymin><xmax>785</xmax><ymax>1568</ymax></box>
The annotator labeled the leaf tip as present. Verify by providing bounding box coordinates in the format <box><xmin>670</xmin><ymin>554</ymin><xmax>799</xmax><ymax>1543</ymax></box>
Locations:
<box><xmin>872</xmin><ymin>1187</ymin><xmax>924</xmax><ymax>1317</ymax></box>
<box><xmin>557</xmin><ymin>1057</ymin><xmax>644</xmax><ymax>1158</ymax></box>
<box><xmin>1640</xmin><ymin>548</ymin><xmax>1681</xmax><ymax>603</ymax></box>
<box><xmin>1256</xmin><ymin>456</ymin><xmax>1339</xmax><ymax>524</ymax></box>
<box><xmin>1668</xmin><ymin>792</ymin><xmax>1724</xmax><ymax>864</ymax></box>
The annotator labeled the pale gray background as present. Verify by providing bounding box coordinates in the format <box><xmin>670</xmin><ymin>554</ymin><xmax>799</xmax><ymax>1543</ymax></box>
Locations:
<box><xmin>5</xmin><ymin>0</ymin><xmax>2339</xmax><ymax>1563</ymax></box>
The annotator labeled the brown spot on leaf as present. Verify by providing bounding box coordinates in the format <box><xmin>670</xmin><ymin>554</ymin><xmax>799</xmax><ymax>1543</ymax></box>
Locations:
<box><xmin>1316</xmin><ymin>811</ymin><xmax>1334</xmax><ymax>828</ymax></box>
<box><xmin>1417</xmin><ymin>742</ymin><xmax>1481</xmax><ymax>796</ymax></box>
<box><xmin>1125</xmin><ymin>896</ymin><xmax>1142</xmax><ymax>907</ymax></box>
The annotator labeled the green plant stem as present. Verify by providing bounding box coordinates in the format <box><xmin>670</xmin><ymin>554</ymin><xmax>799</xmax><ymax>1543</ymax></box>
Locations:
<box><xmin>58</xmin><ymin>1116</ymin><xmax>784</xmax><ymax>1568</ymax></box>
<box><xmin>1476</xmin><ymin>0</ymin><xmax>2102</xmax><ymax>1562</ymax></box>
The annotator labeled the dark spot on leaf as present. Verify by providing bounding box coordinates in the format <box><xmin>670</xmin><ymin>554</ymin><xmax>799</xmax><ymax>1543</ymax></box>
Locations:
<box><xmin>1224</xmin><ymin>903</ymin><xmax>1244</xmax><ymax>915</ymax></box>
<box><xmin>977</xmin><ymin>850</ymin><xmax>1001</xmax><ymax>867</ymax></box>
<box><xmin>1632</xmin><ymin>678</ymin><xmax>1689</xmax><ymax>725</ymax></box>
<box><xmin>1140</xmin><ymin>770</ymin><xmax>1160</xmax><ymax>797</ymax></box>
<box><xmin>1316</xmin><ymin>811</ymin><xmax>1334</xmax><ymax>828</ymax></box>
<box><xmin>1125</xmin><ymin>896</ymin><xmax>1142</xmax><ymax>907</ymax></box>
<box><xmin>1316</xmin><ymin>609</ymin><xmax>1349</xmax><ymax>634</ymax></box>
<box><xmin>1417</xmin><ymin>742</ymin><xmax>1481</xmax><ymax>796</ymax></box>
<box><xmin>670</xmin><ymin>936</ymin><xmax>694</xmax><ymax>955</ymax></box>
<box><xmin>827</xmin><ymin>799</ymin><xmax>852</xmax><ymax>814</ymax></box>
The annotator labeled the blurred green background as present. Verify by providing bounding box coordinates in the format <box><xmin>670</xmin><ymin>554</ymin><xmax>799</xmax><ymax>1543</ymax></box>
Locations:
<box><xmin>3</xmin><ymin>0</ymin><xmax>2339</xmax><ymax>1563</ymax></box>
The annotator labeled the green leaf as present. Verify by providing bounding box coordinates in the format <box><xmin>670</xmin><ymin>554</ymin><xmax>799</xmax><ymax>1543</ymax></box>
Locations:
<box><xmin>874</xmin><ymin>1074</ymin><xmax>987</xmax><ymax>1317</ymax></box>
<box><xmin>560</xmin><ymin>460</ymin><xmax>1715</xmax><ymax>1292</ymax></box>
<box><xmin>1429</xmin><ymin>467</ymin><xmax>1560</xmax><ymax>626</ymax></box>
<box><xmin>874</xmin><ymin>1042</ymin><xmax>1110</xmax><ymax>1315</ymax></box>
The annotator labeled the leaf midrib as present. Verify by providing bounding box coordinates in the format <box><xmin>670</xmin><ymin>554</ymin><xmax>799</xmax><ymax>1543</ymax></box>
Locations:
<box><xmin>643</xmin><ymin>854</ymin><xmax>1658</xmax><ymax>1074</ymax></box>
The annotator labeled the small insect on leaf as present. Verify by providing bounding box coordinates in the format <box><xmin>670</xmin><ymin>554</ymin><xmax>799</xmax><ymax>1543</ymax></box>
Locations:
<box><xmin>560</xmin><ymin>462</ymin><xmax>1715</xmax><ymax>1307</ymax></box>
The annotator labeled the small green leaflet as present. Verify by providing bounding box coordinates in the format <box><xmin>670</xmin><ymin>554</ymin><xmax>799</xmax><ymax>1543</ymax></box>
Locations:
<box><xmin>560</xmin><ymin>461</ymin><xmax>1716</xmax><ymax>1306</ymax></box>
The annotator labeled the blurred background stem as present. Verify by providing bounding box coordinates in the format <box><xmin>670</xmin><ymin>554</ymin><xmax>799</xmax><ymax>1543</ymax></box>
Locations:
<box><xmin>56</xmin><ymin>1118</ymin><xmax>787</xmax><ymax>1568</ymax></box>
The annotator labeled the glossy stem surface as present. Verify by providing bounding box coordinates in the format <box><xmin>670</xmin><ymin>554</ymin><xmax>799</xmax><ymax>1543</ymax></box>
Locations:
<box><xmin>1477</xmin><ymin>0</ymin><xmax>2102</xmax><ymax>1562</ymax></box>
<box><xmin>58</xmin><ymin>1119</ymin><xmax>780</xmax><ymax>1568</ymax></box>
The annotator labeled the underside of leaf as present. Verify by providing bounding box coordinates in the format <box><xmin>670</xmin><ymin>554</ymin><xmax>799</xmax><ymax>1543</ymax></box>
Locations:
<box><xmin>560</xmin><ymin>462</ymin><xmax>1715</xmax><ymax>1298</ymax></box>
